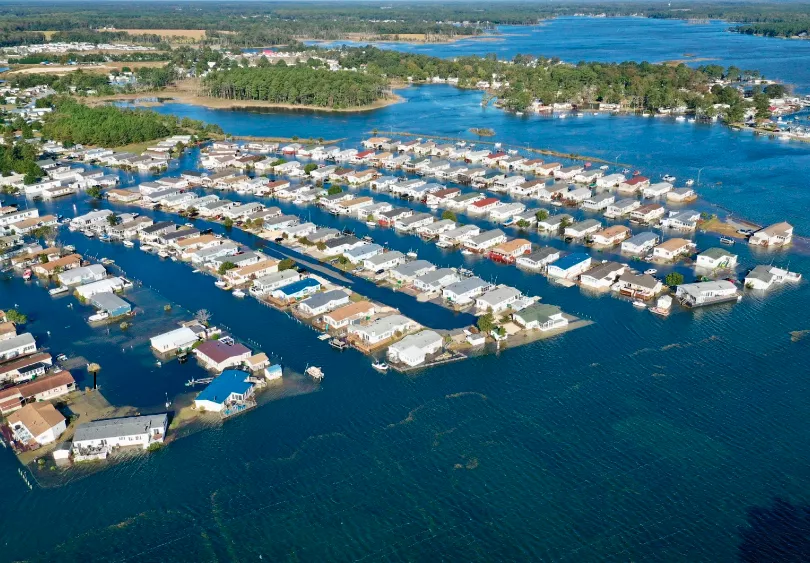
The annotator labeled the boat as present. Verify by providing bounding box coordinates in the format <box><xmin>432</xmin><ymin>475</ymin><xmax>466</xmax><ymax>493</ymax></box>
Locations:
<box><xmin>644</xmin><ymin>268</ymin><xmax>657</xmax><ymax>275</ymax></box>
<box><xmin>306</xmin><ymin>366</ymin><xmax>325</xmax><ymax>380</ymax></box>
<box><xmin>371</xmin><ymin>361</ymin><xmax>389</xmax><ymax>372</ymax></box>
<box><xmin>83</xmin><ymin>230</ymin><xmax>94</xmax><ymax>238</ymax></box>
<box><xmin>158</xmin><ymin>251</ymin><xmax>169</xmax><ymax>259</ymax></box>
<box><xmin>632</xmin><ymin>300</ymin><xmax>647</xmax><ymax>309</ymax></box>
<box><xmin>63</xmin><ymin>245</ymin><xmax>75</xmax><ymax>252</ymax></box>
<box><xmin>88</xmin><ymin>311</ymin><xmax>110</xmax><ymax>322</ymax></box>
<box><xmin>329</xmin><ymin>338</ymin><xmax>348</xmax><ymax>350</ymax></box>
<box><xmin>599</xmin><ymin>165</ymin><xmax>609</xmax><ymax>170</ymax></box>
<box><xmin>22</xmin><ymin>269</ymin><xmax>32</xmax><ymax>281</ymax></box>
<box><xmin>100</xmin><ymin>258</ymin><xmax>114</xmax><ymax>265</ymax></box>
<box><xmin>192</xmin><ymin>269</ymin><xmax>201</xmax><ymax>274</ymax></box>
<box><xmin>662</xmin><ymin>174</ymin><xmax>676</xmax><ymax>182</ymax></box>
<box><xmin>122</xmin><ymin>240</ymin><xmax>135</xmax><ymax>248</ymax></box>
<box><xmin>99</xmin><ymin>234</ymin><xmax>111</xmax><ymax>242</ymax></box>
<box><xmin>685</xmin><ymin>179</ymin><xmax>695</xmax><ymax>186</ymax></box>
<box><xmin>49</xmin><ymin>286</ymin><xmax>69</xmax><ymax>296</ymax></box>
<box><xmin>317</xmin><ymin>333</ymin><xmax>332</xmax><ymax>341</ymax></box>
<box><xmin>56</xmin><ymin>354</ymin><xmax>68</xmax><ymax>362</ymax></box>
<box><xmin>515</xmin><ymin>111</ymin><xmax>524</xmax><ymax>116</ymax></box>
<box><xmin>675</xmin><ymin>116</ymin><xmax>686</xmax><ymax>122</ymax></box>
<box><xmin>365</xmin><ymin>221</ymin><xmax>376</xmax><ymax>227</ymax></box>
<box><xmin>214</xmin><ymin>280</ymin><xmax>228</xmax><ymax>288</ymax></box>
<box><xmin>232</xmin><ymin>289</ymin><xmax>246</xmax><ymax>298</ymax></box>
<box><xmin>406</xmin><ymin>251</ymin><xmax>418</xmax><ymax>258</ymax></box>
<box><xmin>461</xmin><ymin>249</ymin><xmax>475</xmax><ymax>256</ymax></box>
<box><xmin>720</xmin><ymin>236</ymin><xmax>735</xmax><ymax>245</ymax></box>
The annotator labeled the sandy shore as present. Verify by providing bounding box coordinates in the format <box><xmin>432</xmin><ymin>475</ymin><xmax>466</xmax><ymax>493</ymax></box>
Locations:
<box><xmin>301</xmin><ymin>32</ymin><xmax>496</xmax><ymax>45</ymax></box>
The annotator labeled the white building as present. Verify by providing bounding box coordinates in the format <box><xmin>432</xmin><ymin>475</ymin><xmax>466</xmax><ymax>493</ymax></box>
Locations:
<box><xmin>149</xmin><ymin>327</ymin><xmax>199</xmax><ymax>354</ymax></box>
<box><xmin>72</xmin><ymin>414</ymin><xmax>168</xmax><ymax>458</ymax></box>
<box><xmin>386</xmin><ymin>330</ymin><xmax>443</xmax><ymax>367</ymax></box>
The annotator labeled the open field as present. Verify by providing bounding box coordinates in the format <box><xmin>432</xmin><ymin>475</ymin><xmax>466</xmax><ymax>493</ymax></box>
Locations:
<box><xmin>116</xmin><ymin>29</ymin><xmax>208</xmax><ymax>40</ymax></box>
<box><xmin>7</xmin><ymin>60</ymin><xmax>167</xmax><ymax>76</ymax></box>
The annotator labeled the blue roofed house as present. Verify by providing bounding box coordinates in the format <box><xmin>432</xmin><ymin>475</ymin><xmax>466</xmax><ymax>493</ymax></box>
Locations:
<box><xmin>194</xmin><ymin>370</ymin><xmax>255</xmax><ymax>413</ymax></box>
<box><xmin>546</xmin><ymin>253</ymin><xmax>593</xmax><ymax>279</ymax></box>
<box><xmin>271</xmin><ymin>277</ymin><xmax>321</xmax><ymax>302</ymax></box>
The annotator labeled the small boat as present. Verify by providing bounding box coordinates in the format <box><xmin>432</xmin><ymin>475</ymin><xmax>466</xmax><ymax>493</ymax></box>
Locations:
<box><xmin>158</xmin><ymin>251</ymin><xmax>169</xmax><ymax>259</ymax></box>
<box><xmin>83</xmin><ymin>230</ymin><xmax>94</xmax><ymax>238</ymax></box>
<box><xmin>515</xmin><ymin>111</ymin><xmax>524</xmax><ymax>116</ymax></box>
<box><xmin>365</xmin><ymin>221</ymin><xmax>376</xmax><ymax>227</ymax></box>
<box><xmin>329</xmin><ymin>338</ymin><xmax>348</xmax><ymax>351</ymax></box>
<box><xmin>49</xmin><ymin>286</ymin><xmax>69</xmax><ymax>296</ymax></box>
<box><xmin>99</xmin><ymin>234</ymin><xmax>111</xmax><ymax>242</ymax></box>
<box><xmin>685</xmin><ymin>179</ymin><xmax>695</xmax><ymax>186</ymax></box>
<box><xmin>644</xmin><ymin>268</ymin><xmax>657</xmax><ymax>275</ymax></box>
<box><xmin>662</xmin><ymin>174</ymin><xmax>676</xmax><ymax>183</ymax></box>
<box><xmin>88</xmin><ymin>311</ymin><xmax>110</xmax><ymax>322</ymax></box>
<box><xmin>675</xmin><ymin>116</ymin><xmax>686</xmax><ymax>122</ymax></box>
<box><xmin>317</xmin><ymin>333</ymin><xmax>331</xmax><ymax>341</ymax></box>
<box><xmin>599</xmin><ymin>165</ymin><xmax>609</xmax><ymax>170</ymax></box>
<box><xmin>214</xmin><ymin>280</ymin><xmax>228</xmax><ymax>288</ymax></box>
<box><xmin>56</xmin><ymin>354</ymin><xmax>68</xmax><ymax>362</ymax></box>
<box><xmin>632</xmin><ymin>300</ymin><xmax>647</xmax><ymax>309</ymax></box>
<box><xmin>720</xmin><ymin>236</ymin><xmax>735</xmax><ymax>245</ymax></box>
<box><xmin>100</xmin><ymin>258</ymin><xmax>114</xmax><ymax>265</ymax></box>
<box><xmin>372</xmin><ymin>361</ymin><xmax>389</xmax><ymax>372</ymax></box>
<box><xmin>122</xmin><ymin>240</ymin><xmax>134</xmax><ymax>248</ymax></box>
<box><xmin>306</xmin><ymin>366</ymin><xmax>325</xmax><ymax>380</ymax></box>
<box><xmin>64</xmin><ymin>245</ymin><xmax>75</xmax><ymax>252</ymax></box>
<box><xmin>232</xmin><ymin>289</ymin><xmax>246</xmax><ymax>298</ymax></box>
<box><xmin>22</xmin><ymin>269</ymin><xmax>32</xmax><ymax>281</ymax></box>
<box><xmin>192</xmin><ymin>269</ymin><xmax>201</xmax><ymax>274</ymax></box>
<box><xmin>461</xmin><ymin>249</ymin><xmax>475</xmax><ymax>256</ymax></box>
<box><xmin>406</xmin><ymin>251</ymin><xmax>418</xmax><ymax>258</ymax></box>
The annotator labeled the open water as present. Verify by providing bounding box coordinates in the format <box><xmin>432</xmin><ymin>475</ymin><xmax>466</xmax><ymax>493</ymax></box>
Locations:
<box><xmin>2</xmin><ymin>17</ymin><xmax>810</xmax><ymax>562</ymax></box>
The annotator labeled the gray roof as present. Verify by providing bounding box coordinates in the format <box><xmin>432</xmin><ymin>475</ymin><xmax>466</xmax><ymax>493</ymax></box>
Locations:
<box><xmin>746</xmin><ymin>264</ymin><xmax>775</xmax><ymax>283</ymax></box>
<box><xmin>624</xmin><ymin>232</ymin><xmax>658</xmax><ymax>245</ymax></box>
<box><xmin>570</xmin><ymin>218</ymin><xmax>600</xmax><ymax>231</ymax></box>
<box><xmin>581</xmin><ymin>261</ymin><xmax>624</xmax><ymax>280</ymax></box>
<box><xmin>612</xmin><ymin>198</ymin><xmax>639</xmax><ymax>208</ymax></box>
<box><xmin>445</xmin><ymin>276</ymin><xmax>489</xmax><ymax>295</ymax></box>
<box><xmin>90</xmin><ymin>292</ymin><xmax>130</xmax><ymax>312</ymax></box>
<box><xmin>324</xmin><ymin>235</ymin><xmax>360</xmax><ymax>249</ymax></box>
<box><xmin>392</xmin><ymin>260</ymin><xmax>435</xmax><ymax>278</ymax></box>
<box><xmin>515</xmin><ymin>303</ymin><xmax>562</xmax><ymax>325</ymax></box>
<box><xmin>366</xmin><ymin>251</ymin><xmax>404</xmax><ymax>266</ymax></box>
<box><xmin>521</xmin><ymin>247</ymin><xmax>560</xmax><ymax>263</ymax></box>
<box><xmin>700</xmin><ymin>247</ymin><xmax>734</xmax><ymax>260</ymax></box>
<box><xmin>389</xmin><ymin>330</ymin><xmax>443</xmax><ymax>352</ymax></box>
<box><xmin>618</xmin><ymin>272</ymin><xmax>659</xmax><ymax>290</ymax></box>
<box><xmin>73</xmin><ymin>414</ymin><xmax>168</xmax><ymax>442</ymax></box>
<box><xmin>0</xmin><ymin>333</ymin><xmax>35</xmax><ymax>356</ymax></box>
<box><xmin>477</xmin><ymin>286</ymin><xmax>521</xmax><ymax>306</ymax></box>
<box><xmin>345</xmin><ymin>243</ymin><xmax>382</xmax><ymax>258</ymax></box>
<box><xmin>309</xmin><ymin>228</ymin><xmax>340</xmax><ymax>242</ymax></box>
<box><xmin>415</xmin><ymin>268</ymin><xmax>457</xmax><ymax>286</ymax></box>
<box><xmin>299</xmin><ymin>289</ymin><xmax>348</xmax><ymax>310</ymax></box>
<box><xmin>398</xmin><ymin>212</ymin><xmax>434</xmax><ymax>226</ymax></box>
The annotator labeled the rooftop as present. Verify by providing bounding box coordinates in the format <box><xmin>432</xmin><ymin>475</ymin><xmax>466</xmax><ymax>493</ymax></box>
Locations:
<box><xmin>73</xmin><ymin>413</ymin><xmax>168</xmax><ymax>442</ymax></box>
<box><xmin>196</xmin><ymin>370</ymin><xmax>252</xmax><ymax>404</ymax></box>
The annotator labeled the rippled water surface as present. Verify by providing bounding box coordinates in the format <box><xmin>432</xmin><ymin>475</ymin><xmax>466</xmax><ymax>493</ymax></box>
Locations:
<box><xmin>2</xmin><ymin>17</ymin><xmax>810</xmax><ymax>563</ymax></box>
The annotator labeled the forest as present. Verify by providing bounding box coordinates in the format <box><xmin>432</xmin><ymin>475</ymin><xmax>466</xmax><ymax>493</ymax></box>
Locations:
<box><xmin>201</xmin><ymin>65</ymin><xmax>390</xmax><ymax>109</ymax></box>
<box><xmin>39</xmin><ymin>98</ymin><xmax>221</xmax><ymax>147</ymax></box>
<box><xmin>0</xmin><ymin>141</ymin><xmax>43</xmax><ymax>184</ymax></box>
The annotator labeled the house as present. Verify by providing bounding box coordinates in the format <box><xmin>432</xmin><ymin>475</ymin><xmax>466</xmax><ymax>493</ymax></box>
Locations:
<box><xmin>676</xmin><ymin>280</ymin><xmax>740</xmax><ymax>307</ymax></box>
<box><xmin>468</xmin><ymin>197</ymin><xmax>502</xmax><ymax>215</ymax></box>
<box><xmin>547</xmin><ymin>253</ymin><xmax>592</xmax><ymax>279</ymax></box>
<box><xmin>225</xmin><ymin>259</ymin><xmax>280</xmax><ymax>285</ymax></box>
<box><xmin>193</xmin><ymin>339</ymin><xmax>252</xmax><ymax>372</ymax></box>
<box><xmin>590</xmin><ymin>225</ymin><xmax>631</xmax><ymax>246</ymax></box>
<box><xmin>7</xmin><ymin>402</ymin><xmax>66</xmax><ymax>447</ymax></box>
<box><xmin>579</xmin><ymin>261</ymin><xmax>627</xmax><ymax>290</ymax></box>
<box><xmin>515</xmin><ymin>247</ymin><xmax>561</xmax><ymax>271</ymax></box>
<box><xmin>565</xmin><ymin>187</ymin><xmax>592</xmax><ymax>204</ymax></box>
<box><xmin>512</xmin><ymin>304</ymin><xmax>568</xmax><ymax>331</ymax></box>
<box><xmin>72</xmin><ymin>414</ymin><xmax>167</xmax><ymax>457</ymax></box>
<box><xmin>652</xmin><ymin>238</ymin><xmax>695</xmax><ymax>261</ymax></box>
<box><xmin>417</xmin><ymin>219</ymin><xmax>457</xmax><ymax>238</ymax></box>
<box><xmin>464</xmin><ymin>229</ymin><xmax>507</xmax><ymax>253</ymax></box>
<box><xmin>582</xmin><ymin>192</ymin><xmax>615</xmax><ymax>211</ymax></box>
<box><xmin>0</xmin><ymin>333</ymin><xmax>36</xmax><ymax>362</ymax></box>
<box><xmin>0</xmin><ymin>371</ymin><xmax>76</xmax><ymax>414</ymax></box>
<box><xmin>322</xmin><ymin>301</ymin><xmax>376</xmax><ymax>330</ymax></box>
<box><xmin>0</xmin><ymin>352</ymin><xmax>52</xmax><ymax>384</ymax></box>
<box><xmin>150</xmin><ymin>327</ymin><xmax>199</xmax><ymax>354</ymax></box>
<box><xmin>298</xmin><ymin>290</ymin><xmax>350</xmax><ymax>317</ymax></box>
<box><xmin>489</xmin><ymin>202</ymin><xmax>526</xmax><ymax>223</ymax></box>
<box><xmin>390</xmin><ymin>260</ymin><xmax>436</xmax><ymax>284</ymax></box>
<box><xmin>194</xmin><ymin>370</ymin><xmax>254</xmax><ymax>412</ymax></box>
<box><xmin>744</xmin><ymin>265</ymin><xmax>801</xmax><ymax>290</ymax></box>
<box><xmin>442</xmin><ymin>277</ymin><xmax>491</xmax><ymax>305</ymax></box>
<box><xmin>32</xmin><ymin>254</ymin><xmax>82</xmax><ymax>276</ymax></box>
<box><xmin>439</xmin><ymin>224</ymin><xmax>480</xmax><ymax>246</ymax></box>
<box><xmin>488</xmin><ymin>238</ymin><xmax>532</xmax><ymax>263</ymax></box>
<box><xmin>74</xmin><ymin>277</ymin><xmax>126</xmax><ymax>299</ymax></box>
<box><xmin>475</xmin><ymin>286</ymin><xmax>522</xmax><ymax>314</ymax></box>
<box><xmin>605</xmin><ymin>198</ymin><xmax>641</xmax><ymax>218</ymax></box>
<box><xmin>630</xmin><ymin>203</ymin><xmax>666</xmax><ymax>224</ymax></box>
<box><xmin>554</xmin><ymin>166</ymin><xmax>583</xmax><ymax>181</ymax></box>
<box><xmin>344</xmin><ymin>243</ymin><xmax>383</xmax><ymax>264</ymax></box>
<box><xmin>395</xmin><ymin>212</ymin><xmax>435</xmax><ymax>233</ymax></box>
<box><xmin>510</xmin><ymin>179</ymin><xmax>547</xmax><ymax>198</ymax></box>
<box><xmin>661</xmin><ymin>209</ymin><xmax>700</xmax><ymax>231</ymax></box>
<box><xmin>348</xmin><ymin>314</ymin><xmax>416</xmax><ymax>345</ymax></box>
<box><xmin>642</xmin><ymin>182</ymin><xmax>673</xmax><ymax>198</ymax></box>
<box><xmin>90</xmin><ymin>292</ymin><xmax>131</xmax><ymax>318</ymax></box>
<box><xmin>57</xmin><ymin>264</ymin><xmax>106</xmax><ymax>286</ymax></box>
<box><xmin>621</xmin><ymin>232</ymin><xmax>659</xmax><ymax>255</ymax></box>
<box><xmin>364</xmin><ymin>251</ymin><xmax>406</xmax><ymax>272</ymax></box>
<box><xmin>271</xmin><ymin>277</ymin><xmax>322</xmax><ymax>301</ymax></box>
<box><xmin>387</xmin><ymin>330</ymin><xmax>443</xmax><ymax>367</ymax></box>
<box><xmin>251</xmin><ymin>270</ymin><xmax>301</xmax><ymax>295</ymax></box>
<box><xmin>696</xmin><ymin>248</ymin><xmax>738</xmax><ymax>270</ymax></box>
<box><xmin>564</xmin><ymin>218</ymin><xmax>601</xmax><ymax>239</ymax></box>
<box><xmin>667</xmin><ymin>188</ymin><xmax>697</xmax><ymax>203</ymax></box>
<box><xmin>618</xmin><ymin>175</ymin><xmax>650</xmax><ymax>193</ymax></box>
<box><xmin>749</xmin><ymin>222</ymin><xmax>793</xmax><ymax>247</ymax></box>
<box><xmin>321</xmin><ymin>236</ymin><xmax>364</xmax><ymax>257</ymax></box>
<box><xmin>413</xmin><ymin>268</ymin><xmax>460</xmax><ymax>292</ymax></box>
<box><xmin>613</xmin><ymin>272</ymin><xmax>663</xmax><ymax>299</ymax></box>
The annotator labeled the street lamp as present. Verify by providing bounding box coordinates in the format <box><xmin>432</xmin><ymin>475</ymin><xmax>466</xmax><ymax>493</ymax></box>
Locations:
<box><xmin>697</xmin><ymin>166</ymin><xmax>706</xmax><ymax>186</ymax></box>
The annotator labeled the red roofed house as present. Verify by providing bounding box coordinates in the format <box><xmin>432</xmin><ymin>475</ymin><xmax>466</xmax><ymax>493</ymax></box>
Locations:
<box><xmin>193</xmin><ymin>339</ymin><xmax>252</xmax><ymax>372</ymax></box>
<box><xmin>483</xmin><ymin>152</ymin><xmax>509</xmax><ymax>166</ymax></box>
<box><xmin>468</xmin><ymin>197</ymin><xmax>502</xmax><ymax>214</ymax></box>
<box><xmin>619</xmin><ymin>176</ymin><xmax>650</xmax><ymax>194</ymax></box>
<box><xmin>0</xmin><ymin>371</ymin><xmax>76</xmax><ymax>415</ymax></box>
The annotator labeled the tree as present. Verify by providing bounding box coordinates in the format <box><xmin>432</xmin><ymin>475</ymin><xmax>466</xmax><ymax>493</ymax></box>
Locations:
<box><xmin>477</xmin><ymin>312</ymin><xmax>495</xmax><ymax>334</ymax></box>
<box><xmin>441</xmin><ymin>210</ymin><xmax>457</xmax><ymax>221</ymax></box>
<box><xmin>278</xmin><ymin>258</ymin><xmax>296</xmax><ymax>271</ymax></box>
<box><xmin>304</xmin><ymin>163</ymin><xmax>318</xmax><ymax>175</ymax></box>
<box><xmin>536</xmin><ymin>209</ymin><xmax>549</xmax><ymax>221</ymax></box>
<box><xmin>516</xmin><ymin>219</ymin><xmax>530</xmax><ymax>230</ymax></box>
<box><xmin>107</xmin><ymin>214</ymin><xmax>121</xmax><ymax>227</ymax></box>
<box><xmin>327</xmin><ymin>185</ymin><xmax>343</xmax><ymax>195</ymax></box>
<box><xmin>5</xmin><ymin>309</ymin><xmax>27</xmax><ymax>324</ymax></box>
<box><xmin>223</xmin><ymin>217</ymin><xmax>234</xmax><ymax>229</ymax></box>
<box><xmin>218</xmin><ymin>261</ymin><xmax>237</xmax><ymax>275</ymax></box>
<box><xmin>665</xmin><ymin>272</ymin><xmax>684</xmax><ymax>287</ymax></box>
<box><xmin>87</xmin><ymin>185</ymin><xmax>103</xmax><ymax>199</ymax></box>
<box><xmin>558</xmin><ymin>216</ymin><xmax>572</xmax><ymax>233</ymax></box>
<box><xmin>87</xmin><ymin>362</ymin><xmax>101</xmax><ymax>390</ymax></box>
<box><xmin>195</xmin><ymin>308</ymin><xmax>212</xmax><ymax>325</ymax></box>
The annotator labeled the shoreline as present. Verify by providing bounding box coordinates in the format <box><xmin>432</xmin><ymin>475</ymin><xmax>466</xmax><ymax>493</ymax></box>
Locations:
<box><xmin>300</xmin><ymin>32</ymin><xmax>498</xmax><ymax>46</ymax></box>
<box><xmin>90</xmin><ymin>89</ymin><xmax>405</xmax><ymax>114</ymax></box>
